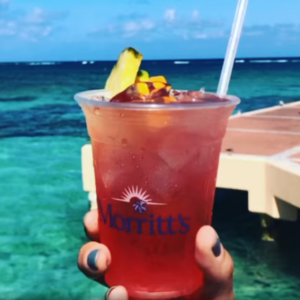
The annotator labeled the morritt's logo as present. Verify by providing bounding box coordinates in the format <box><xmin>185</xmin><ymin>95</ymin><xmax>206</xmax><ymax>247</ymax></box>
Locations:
<box><xmin>98</xmin><ymin>186</ymin><xmax>190</xmax><ymax>235</ymax></box>
<box><xmin>112</xmin><ymin>186</ymin><xmax>166</xmax><ymax>214</ymax></box>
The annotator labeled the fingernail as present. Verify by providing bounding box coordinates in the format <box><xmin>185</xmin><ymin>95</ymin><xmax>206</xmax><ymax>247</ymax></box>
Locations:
<box><xmin>83</xmin><ymin>225</ymin><xmax>93</xmax><ymax>241</ymax></box>
<box><xmin>103</xmin><ymin>286</ymin><xmax>117</xmax><ymax>300</ymax></box>
<box><xmin>84</xmin><ymin>225</ymin><xmax>89</xmax><ymax>237</ymax></box>
<box><xmin>212</xmin><ymin>238</ymin><xmax>222</xmax><ymax>257</ymax></box>
<box><xmin>87</xmin><ymin>249</ymin><xmax>99</xmax><ymax>271</ymax></box>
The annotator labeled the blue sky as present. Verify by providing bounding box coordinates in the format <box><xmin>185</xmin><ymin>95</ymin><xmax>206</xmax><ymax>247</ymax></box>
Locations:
<box><xmin>1</xmin><ymin>0</ymin><xmax>300</xmax><ymax>61</ymax></box>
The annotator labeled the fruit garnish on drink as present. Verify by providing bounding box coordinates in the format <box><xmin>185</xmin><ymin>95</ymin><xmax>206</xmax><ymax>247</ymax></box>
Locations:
<box><xmin>103</xmin><ymin>47</ymin><xmax>173</xmax><ymax>103</ymax></box>
<box><xmin>102</xmin><ymin>47</ymin><xmax>227</xmax><ymax>104</ymax></box>
<box><xmin>136</xmin><ymin>70</ymin><xmax>150</xmax><ymax>82</ymax></box>
<box><xmin>105</xmin><ymin>47</ymin><xmax>143</xmax><ymax>98</ymax></box>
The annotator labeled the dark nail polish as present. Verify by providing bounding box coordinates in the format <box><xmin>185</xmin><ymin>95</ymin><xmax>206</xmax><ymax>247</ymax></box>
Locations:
<box><xmin>104</xmin><ymin>287</ymin><xmax>117</xmax><ymax>300</ymax></box>
<box><xmin>84</xmin><ymin>225</ymin><xmax>89</xmax><ymax>237</ymax></box>
<box><xmin>87</xmin><ymin>249</ymin><xmax>99</xmax><ymax>271</ymax></box>
<box><xmin>84</xmin><ymin>223</ymin><xmax>94</xmax><ymax>241</ymax></box>
<box><xmin>212</xmin><ymin>238</ymin><xmax>222</xmax><ymax>257</ymax></box>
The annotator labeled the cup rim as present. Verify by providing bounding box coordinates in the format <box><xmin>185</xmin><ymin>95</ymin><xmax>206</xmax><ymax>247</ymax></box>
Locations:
<box><xmin>74</xmin><ymin>89</ymin><xmax>240</xmax><ymax>111</ymax></box>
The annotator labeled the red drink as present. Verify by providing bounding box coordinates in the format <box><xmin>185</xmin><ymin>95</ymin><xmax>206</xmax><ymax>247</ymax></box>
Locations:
<box><xmin>75</xmin><ymin>89</ymin><xmax>239</xmax><ymax>299</ymax></box>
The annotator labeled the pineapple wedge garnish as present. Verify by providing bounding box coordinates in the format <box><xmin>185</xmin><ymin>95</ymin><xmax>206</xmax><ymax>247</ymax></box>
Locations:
<box><xmin>105</xmin><ymin>47</ymin><xmax>143</xmax><ymax>97</ymax></box>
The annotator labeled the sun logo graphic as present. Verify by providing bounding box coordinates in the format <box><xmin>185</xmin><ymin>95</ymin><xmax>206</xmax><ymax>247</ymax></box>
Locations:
<box><xmin>112</xmin><ymin>186</ymin><xmax>166</xmax><ymax>214</ymax></box>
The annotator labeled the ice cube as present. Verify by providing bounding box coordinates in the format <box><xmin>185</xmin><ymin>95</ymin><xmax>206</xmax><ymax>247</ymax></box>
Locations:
<box><xmin>110</xmin><ymin>83</ymin><xmax>145</xmax><ymax>102</ymax></box>
<box><xmin>173</xmin><ymin>91</ymin><xmax>226</xmax><ymax>103</ymax></box>
<box><xmin>140</xmin><ymin>152</ymin><xmax>185</xmax><ymax>203</ymax></box>
<box><xmin>110</xmin><ymin>82</ymin><xmax>174</xmax><ymax>103</ymax></box>
<box><xmin>158</xmin><ymin>132</ymin><xmax>200</xmax><ymax>170</ymax></box>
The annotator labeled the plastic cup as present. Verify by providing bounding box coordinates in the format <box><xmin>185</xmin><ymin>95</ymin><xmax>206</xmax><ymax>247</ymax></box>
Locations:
<box><xmin>75</xmin><ymin>89</ymin><xmax>240</xmax><ymax>299</ymax></box>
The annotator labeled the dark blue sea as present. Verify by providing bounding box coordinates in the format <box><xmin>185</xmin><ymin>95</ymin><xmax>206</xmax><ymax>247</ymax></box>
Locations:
<box><xmin>1</xmin><ymin>58</ymin><xmax>300</xmax><ymax>300</ymax></box>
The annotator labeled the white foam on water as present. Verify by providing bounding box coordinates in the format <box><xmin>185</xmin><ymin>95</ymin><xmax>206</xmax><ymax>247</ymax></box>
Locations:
<box><xmin>276</xmin><ymin>59</ymin><xmax>288</xmax><ymax>63</ymax></box>
<box><xmin>250</xmin><ymin>59</ymin><xmax>289</xmax><ymax>64</ymax></box>
<box><xmin>250</xmin><ymin>60</ymin><xmax>273</xmax><ymax>63</ymax></box>
<box><xmin>41</xmin><ymin>62</ymin><xmax>56</xmax><ymax>65</ymax></box>
<box><xmin>174</xmin><ymin>61</ymin><xmax>190</xmax><ymax>64</ymax></box>
<box><xmin>27</xmin><ymin>62</ymin><xmax>57</xmax><ymax>66</ymax></box>
<box><xmin>28</xmin><ymin>62</ymin><xmax>41</xmax><ymax>66</ymax></box>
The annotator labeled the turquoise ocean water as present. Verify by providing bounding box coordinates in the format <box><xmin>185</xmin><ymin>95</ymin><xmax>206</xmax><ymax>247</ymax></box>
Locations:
<box><xmin>1</xmin><ymin>58</ymin><xmax>300</xmax><ymax>300</ymax></box>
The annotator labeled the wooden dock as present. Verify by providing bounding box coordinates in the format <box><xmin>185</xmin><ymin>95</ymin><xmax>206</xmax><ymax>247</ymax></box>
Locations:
<box><xmin>217</xmin><ymin>100</ymin><xmax>300</xmax><ymax>221</ymax></box>
<box><xmin>81</xmin><ymin>100</ymin><xmax>300</xmax><ymax>221</ymax></box>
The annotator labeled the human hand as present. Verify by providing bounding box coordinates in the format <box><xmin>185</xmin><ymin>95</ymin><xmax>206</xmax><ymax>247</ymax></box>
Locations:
<box><xmin>78</xmin><ymin>210</ymin><xmax>234</xmax><ymax>300</ymax></box>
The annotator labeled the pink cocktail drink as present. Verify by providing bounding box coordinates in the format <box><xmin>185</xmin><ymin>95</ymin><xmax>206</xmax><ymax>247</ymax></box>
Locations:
<box><xmin>75</xmin><ymin>89</ymin><xmax>239</xmax><ymax>299</ymax></box>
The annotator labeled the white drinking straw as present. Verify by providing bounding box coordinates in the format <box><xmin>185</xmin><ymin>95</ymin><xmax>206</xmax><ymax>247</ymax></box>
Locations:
<box><xmin>217</xmin><ymin>0</ymin><xmax>249</xmax><ymax>97</ymax></box>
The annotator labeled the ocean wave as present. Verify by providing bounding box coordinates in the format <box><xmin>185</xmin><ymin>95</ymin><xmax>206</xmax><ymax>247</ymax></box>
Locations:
<box><xmin>174</xmin><ymin>61</ymin><xmax>190</xmax><ymax>64</ymax></box>
<box><xmin>249</xmin><ymin>59</ymin><xmax>289</xmax><ymax>63</ymax></box>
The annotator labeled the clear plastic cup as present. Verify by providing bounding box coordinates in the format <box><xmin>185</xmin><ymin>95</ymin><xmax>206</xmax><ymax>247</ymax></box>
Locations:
<box><xmin>75</xmin><ymin>89</ymin><xmax>240</xmax><ymax>299</ymax></box>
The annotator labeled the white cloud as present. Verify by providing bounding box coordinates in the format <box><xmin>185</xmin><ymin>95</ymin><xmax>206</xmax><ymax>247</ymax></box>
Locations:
<box><xmin>0</xmin><ymin>21</ymin><xmax>15</xmax><ymax>36</ymax></box>
<box><xmin>0</xmin><ymin>6</ymin><xmax>67</xmax><ymax>41</ymax></box>
<box><xmin>89</xmin><ymin>13</ymin><xmax>300</xmax><ymax>46</ymax></box>
<box><xmin>123</xmin><ymin>21</ymin><xmax>139</xmax><ymax>38</ymax></box>
<box><xmin>124</xmin><ymin>21</ymin><xmax>139</xmax><ymax>32</ymax></box>
<box><xmin>0</xmin><ymin>19</ymin><xmax>16</xmax><ymax>36</ymax></box>
<box><xmin>25</xmin><ymin>8</ymin><xmax>46</xmax><ymax>24</ymax></box>
<box><xmin>193</xmin><ymin>33</ymin><xmax>207</xmax><ymax>39</ymax></box>
<box><xmin>90</xmin><ymin>10</ymin><xmax>226</xmax><ymax>41</ymax></box>
<box><xmin>242</xmin><ymin>24</ymin><xmax>300</xmax><ymax>42</ymax></box>
<box><xmin>141</xmin><ymin>19</ymin><xmax>154</xmax><ymax>30</ymax></box>
<box><xmin>42</xmin><ymin>26</ymin><xmax>52</xmax><ymax>37</ymax></box>
<box><xmin>24</xmin><ymin>7</ymin><xmax>67</xmax><ymax>24</ymax></box>
<box><xmin>164</xmin><ymin>9</ymin><xmax>175</xmax><ymax>22</ymax></box>
<box><xmin>244</xmin><ymin>31</ymin><xmax>264</xmax><ymax>36</ymax></box>
<box><xmin>192</xmin><ymin>10</ymin><xmax>199</xmax><ymax>20</ymax></box>
<box><xmin>122</xmin><ymin>19</ymin><xmax>155</xmax><ymax>38</ymax></box>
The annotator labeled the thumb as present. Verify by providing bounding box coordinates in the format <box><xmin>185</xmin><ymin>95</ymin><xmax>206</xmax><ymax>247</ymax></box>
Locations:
<box><xmin>195</xmin><ymin>226</ymin><xmax>234</xmax><ymax>283</ymax></box>
<box><xmin>104</xmin><ymin>286</ymin><xmax>129</xmax><ymax>300</ymax></box>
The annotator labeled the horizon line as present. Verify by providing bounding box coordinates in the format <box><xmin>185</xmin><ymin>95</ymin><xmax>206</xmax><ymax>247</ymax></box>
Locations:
<box><xmin>1</xmin><ymin>55</ymin><xmax>300</xmax><ymax>64</ymax></box>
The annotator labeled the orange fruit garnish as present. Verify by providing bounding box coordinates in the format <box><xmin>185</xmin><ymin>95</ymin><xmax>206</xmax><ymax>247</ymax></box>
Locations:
<box><xmin>149</xmin><ymin>76</ymin><xmax>167</xmax><ymax>84</ymax></box>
